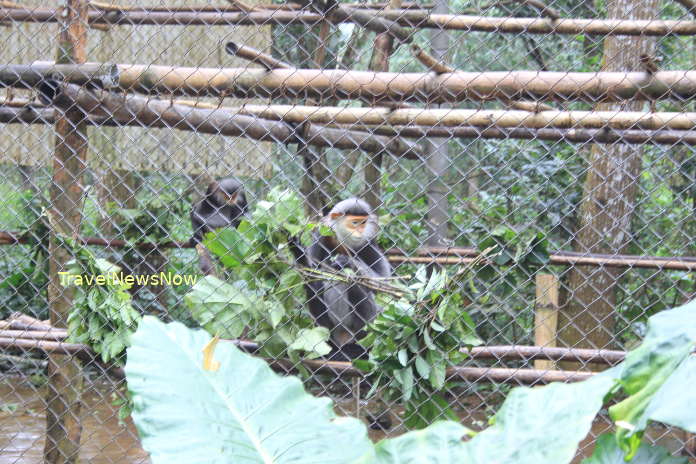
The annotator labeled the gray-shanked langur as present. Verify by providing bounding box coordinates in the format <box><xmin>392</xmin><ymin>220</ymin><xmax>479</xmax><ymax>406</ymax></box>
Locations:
<box><xmin>190</xmin><ymin>178</ymin><xmax>248</xmax><ymax>274</ymax></box>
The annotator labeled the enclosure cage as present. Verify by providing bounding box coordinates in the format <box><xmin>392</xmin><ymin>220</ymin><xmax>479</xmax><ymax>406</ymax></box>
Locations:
<box><xmin>0</xmin><ymin>0</ymin><xmax>695</xmax><ymax>462</ymax></box>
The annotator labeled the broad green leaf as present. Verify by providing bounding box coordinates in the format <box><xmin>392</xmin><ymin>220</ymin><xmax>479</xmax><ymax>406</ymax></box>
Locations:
<box><xmin>204</xmin><ymin>227</ymin><xmax>252</xmax><ymax>267</ymax></box>
<box><xmin>461</xmin><ymin>368</ymin><xmax>621</xmax><ymax>464</ymax></box>
<box><xmin>126</xmin><ymin>317</ymin><xmax>374</xmax><ymax>464</ymax></box>
<box><xmin>374</xmin><ymin>421</ymin><xmax>471</xmax><ymax>463</ymax></box>
<box><xmin>415</xmin><ymin>356</ymin><xmax>431</xmax><ymax>379</ymax></box>
<box><xmin>609</xmin><ymin>301</ymin><xmax>696</xmax><ymax>454</ymax></box>
<box><xmin>288</xmin><ymin>327</ymin><xmax>332</xmax><ymax>359</ymax></box>
<box><xmin>397</xmin><ymin>349</ymin><xmax>409</xmax><ymax>367</ymax></box>
<box><xmin>642</xmin><ymin>356</ymin><xmax>696</xmax><ymax>433</ymax></box>
<box><xmin>184</xmin><ymin>276</ymin><xmax>257</xmax><ymax>338</ymax></box>
<box><xmin>582</xmin><ymin>434</ymin><xmax>688</xmax><ymax>464</ymax></box>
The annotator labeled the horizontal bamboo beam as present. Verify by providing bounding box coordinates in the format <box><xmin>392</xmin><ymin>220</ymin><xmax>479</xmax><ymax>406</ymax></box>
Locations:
<box><xmin>8</xmin><ymin>104</ymin><xmax>696</xmax><ymax>148</ymax></box>
<box><xmin>0</xmin><ymin>62</ymin><xmax>117</xmax><ymax>89</ymax></box>
<box><xmin>0</xmin><ymin>329</ymin><xmax>68</xmax><ymax>341</ymax></box>
<box><xmin>235</xmin><ymin>104</ymin><xmax>696</xmax><ymax>131</ymax></box>
<box><xmin>3</xmin><ymin>7</ymin><xmax>696</xmax><ymax>37</ymax></box>
<box><xmin>353</xmin><ymin>124</ymin><xmax>696</xmax><ymax>145</ymax></box>
<box><xmin>271</xmin><ymin>357</ymin><xmax>594</xmax><ymax>383</ymax></box>
<box><xmin>1</xmin><ymin>229</ymin><xmax>694</xmax><ymax>270</ymax></box>
<box><xmin>109</xmin><ymin>65</ymin><xmax>696</xmax><ymax>102</ymax></box>
<box><xmin>388</xmin><ymin>253</ymin><xmax>696</xmax><ymax>270</ymax></box>
<box><xmin>0</xmin><ymin>332</ymin><xmax>595</xmax><ymax>384</ymax></box>
<box><xmin>34</xmin><ymin>82</ymin><xmax>421</xmax><ymax>157</ymax></box>
<box><xmin>79</xmin><ymin>2</ymin><xmax>432</xmax><ymax>12</ymax></box>
<box><xmin>7</xmin><ymin>103</ymin><xmax>696</xmax><ymax>147</ymax></box>
<box><xmin>464</xmin><ymin>345</ymin><xmax>625</xmax><ymax>365</ymax></box>
<box><xmin>4</xmin><ymin>63</ymin><xmax>696</xmax><ymax>103</ymax></box>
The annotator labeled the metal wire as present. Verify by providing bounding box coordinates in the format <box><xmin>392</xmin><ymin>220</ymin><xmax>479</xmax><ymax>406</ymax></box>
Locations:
<box><xmin>0</xmin><ymin>0</ymin><xmax>695</xmax><ymax>462</ymax></box>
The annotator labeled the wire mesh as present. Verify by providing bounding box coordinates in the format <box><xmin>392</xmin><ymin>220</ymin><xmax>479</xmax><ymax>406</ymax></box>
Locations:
<box><xmin>0</xmin><ymin>0</ymin><xmax>695</xmax><ymax>462</ymax></box>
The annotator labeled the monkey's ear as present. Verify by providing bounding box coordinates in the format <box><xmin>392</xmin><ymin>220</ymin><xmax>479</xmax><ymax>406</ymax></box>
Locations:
<box><xmin>329</xmin><ymin>212</ymin><xmax>344</xmax><ymax>220</ymax></box>
<box><xmin>206</xmin><ymin>181</ymin><xmax>220</xmax><ymax>196</ymax></box>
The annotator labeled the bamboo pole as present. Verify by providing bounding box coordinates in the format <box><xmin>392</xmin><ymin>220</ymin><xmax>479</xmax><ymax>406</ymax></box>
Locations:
<box><xmin>11</xmin><ymin>98</ymin><xmax>696</xmax><ymax>134</ymax></box>
<box><xmin>4</xmin><ymin>8</ymin><xmax>696</xmax><ymax>36</ymax></box>
<box><xmin>0</xmin><ymin>334</ymin><xmax>596</xmax><ymax>384</ymax></box>
<box><xmin>463</xmin><ymin>345</ymin><xmax>625</xmax><ymax>365</ymax></box>
<box><xmin>111</xmin><ymin>65</ymin><xmax>696</xmax><ymax>102</ymax></box>
<box><xmin>1</xmin><ymin>228</ymin><xmax>696</xmax><ymax>270</ymax></box>
<box><xmin>45</xmin><ymin>1</ymin><xmax>88</xmax><ymax>462</ymax></box>
<box><xmin>39</xmin><ymin>82</ymin><xmax>421</xmax><ymax>157</ymax></box>
<box><xmin>388</xmin><ymin>254</ymin><xmax>696</xmax><ymax>270</ymax></box>
<box><xmin>534</xmin><ymin>274</ymin><xmax>560</xmax><ymax>370</ymax></box>
<box><xmin>0</xmin><ymin>324</ymin><xmax>628</xmax><ymax>364</ymax></box>
<box><xmin>6</xmin><ymin>63</ymin><xmax>696</xmax><ymax>103</ymax></box>
<box><xmin>0</xmin><ymin>329</ymin><xmax>69</xmax><ymax>340</ymax></box>
<box><xmin>8</xmin><ymin>104</ymin><xmax>696</xmax><ymax>147</ymax></box>
<box><xmin>225</xmin><ymin>42</ymin><xmax>293</xmax><ymax>69</ymax></box>
<box><xmin>0</xmin><ymin>62</ymin><xmax>118</xmax><ymax>89</ymax></box>
<box><xmin>233</xmin><ymin>104</ymin><xmax>696</xmax><ymax>131</ymax></box>
<box><xmin>352</xmin><ymin>123</ymin><xmax>696</xmax><ymax>145</ymax></box>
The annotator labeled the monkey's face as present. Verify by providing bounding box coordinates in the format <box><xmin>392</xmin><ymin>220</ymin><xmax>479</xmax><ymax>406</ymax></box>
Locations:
<box><xmin>213</xmin><ymin>188</ymin><xmax>241</xmax><ymax>207</ymax></box>
<box><xmin>330</xmin><ymin>213</ymin><xmax>378</xmax><ymax>249</ymax></box>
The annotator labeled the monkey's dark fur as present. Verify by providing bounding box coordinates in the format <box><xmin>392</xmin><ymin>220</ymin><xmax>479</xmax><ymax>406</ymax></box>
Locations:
<box><xmin>191</xmin><ymin>178</ymin><xmax>248</xmax><ymax>274</ymax></box>
<box><xmin>291</xmin><ymin>198</ymin><xmax>390</xmax><ymax>360</ymax></box>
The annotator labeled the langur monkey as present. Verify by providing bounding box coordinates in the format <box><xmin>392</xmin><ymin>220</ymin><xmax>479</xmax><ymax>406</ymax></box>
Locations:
<box><xmin>293</xmin><ymin>198</ymin><xmax>391</xmax><ymax>360</ymax></box>
<box><xmin>190</xmin><ymin>178</ymin><xmax>248</xmax><ymax>275</ymax></box>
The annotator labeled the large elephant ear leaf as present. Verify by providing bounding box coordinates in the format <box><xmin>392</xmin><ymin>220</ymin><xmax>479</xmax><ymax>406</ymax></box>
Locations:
<box><xmin>125</xmin><ymin>316</ymin><xmax>374</xmax><ymax>464</ymax></box>
<box><xmin>582</xmin><ymin>434</ymin><xmax>688</xmax><ymax>464</ymax></box>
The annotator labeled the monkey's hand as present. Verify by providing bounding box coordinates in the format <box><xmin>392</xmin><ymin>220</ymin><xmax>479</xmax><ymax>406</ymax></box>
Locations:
<box><xmin>332</xmin><ymin>255</ymin><xmax>353</xmax><ymax>271</ymax></box>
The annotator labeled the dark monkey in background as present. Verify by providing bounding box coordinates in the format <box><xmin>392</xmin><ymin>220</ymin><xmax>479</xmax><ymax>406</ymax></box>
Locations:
<box><xmin>292</xmin><ymin>198</ymin><xmax>391</xmax><ymax>360</ymax></box>
<box><xmin>191</xmin><ymin>178</ymin><xmax>248</xmax><ymax>274</ymax></box>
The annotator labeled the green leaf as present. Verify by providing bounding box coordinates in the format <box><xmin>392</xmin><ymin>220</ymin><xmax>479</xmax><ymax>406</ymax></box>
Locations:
<box><xmin>183</xmin><ymin>276</ymin><xmax>257</xmax><ymax>338</ymax></box>
<box><xmin>204</xmin><ymin>228</ymin><xmax>252</xmax><ymax>268</ymax></box>
<box><xmin>414</xmin><ymin>356</ymin><xmax>431</xmax><ymax>380</ymax></box>
<box><xmin>609</xmin><ymin>301</ymin><xmax>696</xmax><ymax>455</ymax></box>
<box><xmin>397</xmin><ymin>349</ymin><xmax>409</xmax><ymax>367</ymax></box>
<box><xmin>401</xmin><ymin>366</ymin><xmax>414</xmax><ymax>402</ymax></box>
<box><xmin>642</xmin><ymin>356</ymin><xmax>696</xmax><ymax>433</ymax></box>
<box><xmin>429</xmin><ymin>361</ymin><xmax>446</xmax><ymax>390</ymax></box>
<box><xmin>126</xmin><ymin>317</ymin><xmax>374</xmax><ymax>464</ymax></box>
<box><xmin>582</xmin><ymin>434</ymin><xmax>688</xmax><ymax>464</ymax></box>
<box><xmin>374</xmin><ymin>421</ymin><xmax>471</xmax><ymax>463</ymax></box>
<box><xmin>461</xmin><ymin>368</ymin><xmax>620</xmax><ymax>464</ymax></box>
<box><xmin>288</xmin><ymin>327</ymin><xmax>332</xmax><ymax>359</ymax></box>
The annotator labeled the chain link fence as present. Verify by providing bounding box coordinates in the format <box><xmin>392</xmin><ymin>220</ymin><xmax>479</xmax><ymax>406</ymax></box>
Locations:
<box><xmin>0</xmin><ymin>0</ymin><xmax>695</xmax><ymax>462</ymax></box>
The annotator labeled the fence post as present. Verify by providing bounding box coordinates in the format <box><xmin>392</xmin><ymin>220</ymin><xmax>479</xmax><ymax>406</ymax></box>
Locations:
<box><xmin>44</xmin><ymin>1</ymin><xmax>88</xmax><ymax>463</ymax></box>
<box><xmin>534</xmin><ymin>273</ymin><xmax>560</xmax><ymax>371</ymax></box>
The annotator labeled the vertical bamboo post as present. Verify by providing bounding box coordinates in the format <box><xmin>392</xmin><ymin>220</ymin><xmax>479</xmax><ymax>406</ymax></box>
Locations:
<box><xmin>534</xmin><ymin>273</ymin><xmax>560</xmax><ymax>371</ymax></box>
<box><xmin>44</xmin><ymin>1</ymin><xmax>88</xmax><ymax>463</ymax></box>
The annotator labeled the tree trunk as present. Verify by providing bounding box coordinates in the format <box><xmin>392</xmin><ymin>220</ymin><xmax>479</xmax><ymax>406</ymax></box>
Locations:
<box><xmin>558</xmin><ymin>0</ymin><xmax>659</xmax><ymax>369</ymax></box>
<box><xmin>424</xmin><ymin>0</ymin><xmax>450</xmax><ymax>247</ymax></box>
<box><xmin>45</xmin><ymin>1</ymin><xmax>88</xmax><ymax>462</ymax></box>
